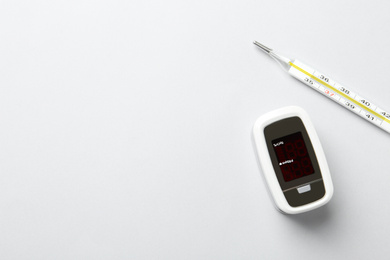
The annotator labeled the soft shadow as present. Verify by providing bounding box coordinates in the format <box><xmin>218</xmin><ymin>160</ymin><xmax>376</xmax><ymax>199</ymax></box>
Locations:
<box><xmin>282</xmin><ymin>203</ymin><xmax>334</xmax><ymax>231</ymax></box>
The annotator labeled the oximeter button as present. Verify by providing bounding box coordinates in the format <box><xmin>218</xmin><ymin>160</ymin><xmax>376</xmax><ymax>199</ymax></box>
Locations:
<box><xmin>297</xmin><ymin>184</ymin><xmax>311</xmax><ymax>194</ymax></box>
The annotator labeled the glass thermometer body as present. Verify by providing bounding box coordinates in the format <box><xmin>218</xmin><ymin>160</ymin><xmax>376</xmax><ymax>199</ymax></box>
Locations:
<box><xmin>254</xmin><ymin>41</ymin><xmax>390</xmax><ymax>134</ymax></box>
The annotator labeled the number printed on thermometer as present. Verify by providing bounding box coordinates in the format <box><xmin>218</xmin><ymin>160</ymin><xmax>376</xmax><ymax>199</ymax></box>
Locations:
<box><xmin>288</xmin><ymin>60</ymin><xmax>390</xmax><ymax>133</ymax></box>
<box><xmin>253</xmin><ymin>41</ymin><xmax>390</xmax><ymax>134</ymax></box>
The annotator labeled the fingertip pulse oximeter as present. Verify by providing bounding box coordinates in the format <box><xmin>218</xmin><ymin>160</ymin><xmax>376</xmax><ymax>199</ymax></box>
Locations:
<box><xmin>253</xmin><ymin>106</ymin><xmax>333</xmax><ymax>214</ymax></box>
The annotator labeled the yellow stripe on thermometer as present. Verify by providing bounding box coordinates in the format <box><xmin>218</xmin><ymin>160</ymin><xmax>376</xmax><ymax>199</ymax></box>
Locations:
<box><xmin>254</xmin><ymin>41</ymin><xmax>390</xmax><ymax>134</ymax></box>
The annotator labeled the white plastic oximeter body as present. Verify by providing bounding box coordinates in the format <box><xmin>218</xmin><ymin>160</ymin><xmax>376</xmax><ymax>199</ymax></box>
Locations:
<box><xmin>253</xmin><ymin>106</ymin><xmax>333</xmax><ymax>214</ymax></box>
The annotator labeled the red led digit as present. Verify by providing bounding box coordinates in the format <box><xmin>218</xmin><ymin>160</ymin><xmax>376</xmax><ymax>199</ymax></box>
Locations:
<box><xmin>291</xmin><ymin>161</ymin><xmax>303</xmax><ymax>179</ymax></box>
<box><xmin>274</xmin><ymin>145</ymin><xmax>286</xmax><ymax>162</ymax></box>
<box><xmin>284</xmin><ymin>142</ymin><xmax>297</xmax><ymax>159</ymax></box>
<box><xmin>272</xmin><ymin>132</ymin><xmax>315</xmax><ymax>182</ymax></box>
<box><xmin>281</xmin><ymin>165</ymin><xmax>293</xmax><ymax>182</ymax></box>
<box><xmin>301</xmin><ymin>157</ymin><xmax>314</xmax><ymax>175</ymax></box>
<box><xmin>295</xmin><ymin>139</ymin><xmax>307</xmax><ymax>157</ymax></box>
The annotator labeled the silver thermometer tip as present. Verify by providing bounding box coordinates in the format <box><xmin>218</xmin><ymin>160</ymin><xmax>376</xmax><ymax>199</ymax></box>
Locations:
<box><xmin>253</xmin><ymin>41</ymin><xmax>273</xmax><ymax>53</ymax></box>
<box><xmin>253</xmin><ymin>41</ymin><xmax>291</xmax><ymax>71</ymax></box>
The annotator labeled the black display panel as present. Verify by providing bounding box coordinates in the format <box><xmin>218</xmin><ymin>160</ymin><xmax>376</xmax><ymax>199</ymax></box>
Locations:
<box><xmin>264</xmin><ymin>116</ymin><xmax>322</xmax><ymax>191</ymax></box>
<box><xmin>272</xmin><ymin>132</ymin><xmax>314</xmax><ymax>182</ymax></box>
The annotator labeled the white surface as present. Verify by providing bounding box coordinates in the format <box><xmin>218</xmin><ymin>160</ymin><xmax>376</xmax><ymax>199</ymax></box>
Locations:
<box><xmin>1</xmin><ymin>0</ymin><xmax>390</xmax><ymax>259</ymax></box>
<box><xmin>252</xmin><ymin>106</ymin><xmax>333</xmax><ymax>214</ymax></box>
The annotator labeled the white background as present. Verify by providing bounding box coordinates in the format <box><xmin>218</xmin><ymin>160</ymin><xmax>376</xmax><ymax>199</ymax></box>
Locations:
<box><xmin>1</xmin><ymin>0</ymin><xmax>390</xmax><ymax>259</ymax></box>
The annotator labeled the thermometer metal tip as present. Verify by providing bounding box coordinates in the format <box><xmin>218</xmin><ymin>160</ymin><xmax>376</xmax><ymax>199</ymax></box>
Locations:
<box><xmin>253</xmin><ymin>41</ymin><xmax>273</xmax><ymax>53</ymax></box>
<box><xmin>254</xmin><ymin>41</ymin><xmax>291</xmax><ymax>70</ymax></box>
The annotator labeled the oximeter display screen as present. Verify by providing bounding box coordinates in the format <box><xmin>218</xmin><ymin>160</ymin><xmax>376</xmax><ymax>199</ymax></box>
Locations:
<box><xmin>272</xmin><ymin>132</ymin><xmax>314</xmax><ymax>182</ymax></box>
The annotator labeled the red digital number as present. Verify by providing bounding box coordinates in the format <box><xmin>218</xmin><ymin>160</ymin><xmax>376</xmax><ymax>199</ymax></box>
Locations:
<box><xmin>294</xmin><ymin>139</ymin><xmax>306</xmax><ymax>157</ymax></box>
<box><xmin>301</xmin><ymin>157</ymin><xmax>313</xmax><ymax>175</ymax></box>
<box><xmin>281</xmin><ymin>165</ymin><xmax>293</xmax><ymax>182</ymax></box>
<box><xmin>291</xmin><ymin>161</ymin><xmax>303</xmax><ymax>179</ymax></box>
<box><xmin>285</xmin><ymin>142</ymin><xmax>297</xmax><ymax>159</ymax></box>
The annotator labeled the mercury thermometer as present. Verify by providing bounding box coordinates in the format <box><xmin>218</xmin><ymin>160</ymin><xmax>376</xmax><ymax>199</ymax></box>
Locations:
<box><xmin>253</xmin><ymin>106</ymin><xmax>333</xmax><ymax>214</ymax></box>
<box><xmin>253</xmin><ymin>41</ymin><xmax>390</xmax><ymax>134</ymax></box>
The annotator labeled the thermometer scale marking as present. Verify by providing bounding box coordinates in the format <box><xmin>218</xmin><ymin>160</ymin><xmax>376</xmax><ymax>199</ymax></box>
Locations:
<box><xmin>289</xmin><ymin>60</ymin><xmax>390</xmax><ymax>127</ymax></box>
<box><xmin>253</xmin><ymin>41</ymin><xmax>390</xmax><ymax>134</ymax></box>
